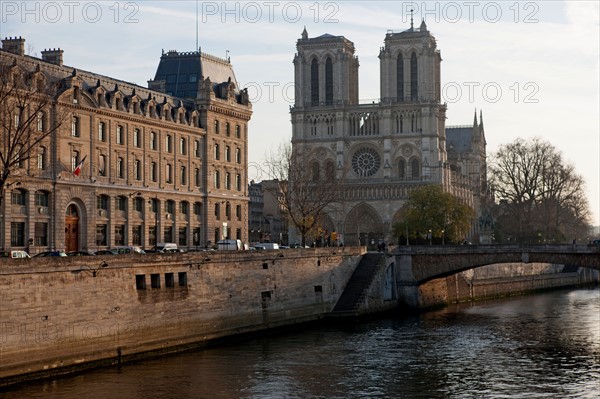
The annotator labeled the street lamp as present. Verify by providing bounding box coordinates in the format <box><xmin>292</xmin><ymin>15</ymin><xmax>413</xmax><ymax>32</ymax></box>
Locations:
<box><xmin>428</xmin><ymin>229</ymin><xmax>432</xmax><ymax>245</ymax></box>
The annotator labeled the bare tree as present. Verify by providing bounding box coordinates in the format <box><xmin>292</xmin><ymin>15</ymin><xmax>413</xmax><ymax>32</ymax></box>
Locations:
<box><xmin>0</xmin><ymin>59</ymin><xmax>63</xmax><ymax>208</ymax></box>
<box><xmin>488</xmin><ymin>137</ymin><xmax>591</xmax><ymax>243</ymax></box>
<box><xmin>263</xmin><ymin>142</ymin><xmax>342</xmax><ymax>247</ymax></box>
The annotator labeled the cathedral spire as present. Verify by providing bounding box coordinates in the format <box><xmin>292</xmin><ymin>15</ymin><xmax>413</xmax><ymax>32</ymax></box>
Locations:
<box><xmin>301</xmin><ymin>26</ymin><xmax>308</xmax><ymax>40</ymax></box>
<box><xmin>473</xmin><ymin>108</ymin><xmax>478</xmax><ymax>127</ymax></box>
<box><xmin>410</xmin><ymin>9</ymin><xmax>414</xmax><ymax>31</ymax></box>
<box><xmin>479</xmin><ymin>110</ymin><xmax>484</xmax><ymax>128</ymax></box>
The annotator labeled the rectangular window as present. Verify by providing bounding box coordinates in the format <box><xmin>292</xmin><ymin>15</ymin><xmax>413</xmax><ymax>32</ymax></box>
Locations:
<box><xmin>117</xmin><ymin>157</ymin><xmax>124</xmax><ymax>178</ymax></box>
<box><xmin>194</xmin><ymin>202</ymin><xmax>202</xmax><ymax>215</ymax></box>
<box><xmin>236</xmin><ymin>205</ymin><xmax>242</xmax><ymax>221</ymax></box>
<box><xmin>166</xmin><ymin>200</ymin><xmax>175</xmax><ymax>214</ymax></box>
<box><xmin>132</xmin><ymin>225</ymin><xmax>142</xmax><ymax>245</ymax></box>
<box><xmin>95</xmin><ymin>222</ymin><xmax>106</xmax><ymax>244</ymax></box>
<box><xmin>195</xmin><ymin>168</ymin><xmax>201</xmax><ymax>187</ymax></box>
<box><xmin>193</xmin><ymin>227</ymin><xmax>201</xmax><ymax>246</ymax></box>
<box><xmin>99</xmin><ymin>154</ymin><xmax>107</xmax><ymax>176</ymax></box>
<box><xmin>164</xmin><ymin>226</ymin><xmax>173</xmax><ymax>244</ymax></box>
<box><xmin>178</xmin><ymin>272</ymin><xmax>188</xmax><ymax>287</ymax></box>
<box><xmin>189</xmin><ymin>74</ymin><xmax>198</xmax><ymax>83</ymax></box>
<box><xmin>98</xmin><ymin>122</ymin><xmax>106</xmax><ymax>141</ymax></box>
<box><xmin>133</xmin><ymin>128</ymin><xmax>141</xmax><ymax>147</ymax></box>
<box><xmin>150</xmin><ymin>162</ymin><xmax>157</xmax><ymax>182</ymax></box>
<box><xmin>150</xmin><ymin>131</ymin><xmax>157</xmax><ymax>150</ymax></box>
<box><xmin>115</xmin><ymin>224</ymin><xmax>125</xmax><ymax>245</ymax></box>
<box><xmin>236</xmin><ymin>174</ymin><xmax>241</xmax><ymax>191</ymax></box>
<box><xmin>225</xmin><ymin>122</ymin><xmax>230</xmax><ymax>136</ymax></box>
<box><xmin>149</xmin><ymin>226</ymin><xmax>157</xmax><ymax>247</ymax></box>
<box><xmin>180</xmin><ymin>138</ymin><xmax>186</xmax><ymax>155</ymax></box>
<box><xmin>214</xmin><ymin>143</ymin><xmax>220</xmax><ymax>160</ymax></box>
<box><xmin>37</xmin><ymin>112</ymin><xmax>44</xmax><ymax>132</ymax></box>
<box><xmin>194</xmin><ymin>140</ymin><xmax>200</xmax><ymax>157</ymax></box>
<box><xmin>116</xmin><ymin>125</ymin><xmax>124</xmax><ymax>144</ymax></box>
<box><xmin>166</xmin><ymin>164</ymin><xmax>172</xmax><ymax>183</ymax></box>
<box><xmin>236</xmin><ymin>147</ymin><xmax>241</xmax><ymax>164</ymax></box>
<box><xmin>97</xmin><ymin>195</ymin><xmax>108</xmax><ymax>210</ymax></box>
<box><xmin>165</xmin><ymin>135</ymin><xmax>172</xmax><ymax>153</ymax></box>
<box><xmin>165</xmin><ymin>273</ymin><xmax>175</xmax><ymax>288</ymax></box>
<box><xmin>136</xmin><ymin>275</ymin><xmax>146</xmax><ymax>290</ymax></box>
<box><xmin>10</xmin><ymin>222</ymin><xmax>25</xmax><ymax>247</ymax></box>
<box><xmin>178</xmin><ymin>227</ymin><xmax>187</xmax><ymax>246</ymax></box>
<box><xmin>38</xmin><ymin>146</ymin><xmax>46</xmax><ymax>170</ymax></box>
<box><xmin>34</xmin><ymin>222</ymin><xmax>48</xmax><ymax>246</ymax></box>
<box><xmin>180</xmin><ymin>166</ymin><xmax>187</xmax><ymax>185</ymax></box>
<box><xmin>214</xmin><ymin>203</ymin><xmax>220</xmax><ymax>220</ymax></box>
<box><xmin>235</xmin><ymin>124</ymin><xmax>241</xmax><ymax>138</ymax></box>
<box><xmin>71</xmin><ymin>116</ymin><xmax>79</xmax><ymax>137</ymax></box>
<box><xmin>134</xmin><ymin>197</ymin><xmax>143</xmax><ymax>212</ymax></box>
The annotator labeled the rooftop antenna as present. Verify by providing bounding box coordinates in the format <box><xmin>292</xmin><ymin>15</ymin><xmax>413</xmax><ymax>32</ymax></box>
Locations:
<box><xmin>410</xmin><ymin>8</ymin><xmax>414</xmax><ymax>30</ymax></box>
<box><xmin>195</xmin><ymin>0</ymin><xmax>199</xmax><ymax>51</ymax></box>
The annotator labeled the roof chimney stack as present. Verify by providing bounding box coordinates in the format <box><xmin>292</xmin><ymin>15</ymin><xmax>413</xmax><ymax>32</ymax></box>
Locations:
<box><xmin>41</xmin><ymin>48</ymin><xmax>64</xmax><ymax>66</ymax></box>
<box><xmin>1</xmin><ymin>36</ymin><xmax>25</xmax><ymax>56</ymax></box>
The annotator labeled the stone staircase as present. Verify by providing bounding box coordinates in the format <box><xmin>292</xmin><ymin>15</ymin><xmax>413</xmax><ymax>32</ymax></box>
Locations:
<box><xmin>329</xmin><ymin>252</ymin><xmax>385</xmax><ymax>316</ymax></box>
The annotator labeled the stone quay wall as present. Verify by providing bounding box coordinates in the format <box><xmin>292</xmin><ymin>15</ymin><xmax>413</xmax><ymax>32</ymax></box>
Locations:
<box><xmin>418</xmin><ymin>263</ymin><xmax>598</xmax><ymax>309</ymax></box>
<box><xmin>0</xmin><ymin>247</ymin><xmax>363</xmax><ymax>385</ymax></box>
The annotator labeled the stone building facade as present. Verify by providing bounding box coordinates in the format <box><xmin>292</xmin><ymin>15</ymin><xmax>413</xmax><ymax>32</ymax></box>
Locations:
<box><xmin>290</xmin><ymin>22</ymin><xmax>487</xmax><ymax>246</ymax></box>
<box><xmin>0</xmin><ymin>37</ymin><xmax>251</xmax><ymax>254</ymax></box>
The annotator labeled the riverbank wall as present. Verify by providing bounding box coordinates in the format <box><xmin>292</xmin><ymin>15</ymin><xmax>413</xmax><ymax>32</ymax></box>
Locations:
<box><xmin>417</xmin><ymin>263</ymin><xmax>598</xmax><ymax>309</ymax></box>
<box><xmin>1</xmin><ymin>247</ymin><xmax>597</xmax><ymax>386</ymax></box>
<box><xmin>0</xmin><ymin>247</ymin><xmax>362</xmax><ymax>386</ymax></box>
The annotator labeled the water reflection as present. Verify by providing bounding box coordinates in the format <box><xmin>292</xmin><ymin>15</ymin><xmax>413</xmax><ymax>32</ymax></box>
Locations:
<box><xmin>2</xmin><ymin>288</ymin><xmax>598</xmax><ymax>399</ymax></box>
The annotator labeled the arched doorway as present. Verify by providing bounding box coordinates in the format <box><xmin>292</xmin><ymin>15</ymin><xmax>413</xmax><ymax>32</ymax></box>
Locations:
<box><xmin>65</xmin><ymin>204</ymin><xmax>79</xmax><ymax>252</ymax></box>
<box><xmin>344</xmin><ymin>203</ymin><xmax>384</xmax><ymax>249</ymax></box>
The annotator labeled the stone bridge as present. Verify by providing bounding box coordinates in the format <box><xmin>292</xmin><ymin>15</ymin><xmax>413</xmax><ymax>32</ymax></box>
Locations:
<box><xmin>394</xmin><ymin>244</ymin><xmax>600</xmax><ymax>308</ymax></box>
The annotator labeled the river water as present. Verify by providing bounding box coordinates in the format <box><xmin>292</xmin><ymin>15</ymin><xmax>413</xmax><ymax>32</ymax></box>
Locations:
<box><xmin>2</xmin><ymin>288</ymin><xmax>599</xmax><ymax>399</ymax></box>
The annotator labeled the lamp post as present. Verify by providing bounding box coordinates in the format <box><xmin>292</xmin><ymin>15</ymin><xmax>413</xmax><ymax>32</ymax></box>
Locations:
<box><xmin>428</xmin><ymin>229</ymin><xmax>432</xmax><ymax>245</ymax></box>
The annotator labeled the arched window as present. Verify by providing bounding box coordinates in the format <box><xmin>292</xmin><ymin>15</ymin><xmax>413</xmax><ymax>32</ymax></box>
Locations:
<box><xmin>397</xmin><ymin>53</ymin><xmax>404</xmax><ymax>101</ymax></box>
<box><xmin>225</xmin><ymin>172</ymin><xmax>231</xmax><ymax>190</ymax></box>
<box><xmin>410</xmin><ymin>52</ymin><xmax>418</xmax><ymax>101</ymax></box>
<box><xmin>411</xmin><ymin>158</ymin><xmax>420</xmax><ymax>179</ymax></box>
<box><xmin>150</xmin><ymin>162</ymin><xmax>157</xmax><ymax>182</ymax></box>
<box><xmin>399</xmin><ymin>159</ymin><xmax>406</xmax><ymax>179</ymax></box>
<box><xmin>225</xmin><ymin>146</ymin><xmax>231</xmax><ymax>162</ymax></box>
<box><xmin>117</xmin><ymin>157</ymin><xmax>124</xmax><ymax>178</ymax></box>
<box><xmin>325</xmin><ymin>57</ymin><xmax>333</xmax><ymax>105</ymax></box>
<box><xmin>325</xmin><ymin>160</ymin><xmax>335</xmax><ymax>180</ymax></box>
<box><xmin>311</xmin><ymin>59</ymin><xmax>319</xmax><ymax>106</ymax></box>
<box><xmin>165</xmin><ymin>163</ymin><xmax>172</xmax><ymax>183</ymax></box>
<box><xmin>312</xmin><ymin>161</ymin><xmax>320</xmax><ymax>182</ymax></box>
<box><xmin>180</xmin><ymin>165</ymin><xmax>187</xmax><ymax>185</ymax></box>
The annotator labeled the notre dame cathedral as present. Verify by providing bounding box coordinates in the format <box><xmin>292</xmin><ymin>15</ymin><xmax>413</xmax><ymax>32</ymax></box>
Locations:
<box><xmin>290</xmin><ymin>20</ymin><xmax>489</xmax><ymax>246</ymax></box>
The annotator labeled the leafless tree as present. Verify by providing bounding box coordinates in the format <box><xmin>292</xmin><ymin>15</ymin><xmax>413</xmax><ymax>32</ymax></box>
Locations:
<box><xmin>488</xmin><ymin>137</ymin><xmax>591</xmax><ymax>243</ymax></box>
<box><xmin>0</xmin><ymin>58</ymin><xmax>64</xmax><ymax>208</ymax></box>
<box><xmin>263</xmin><ymin>142</ymin><xmax>342</xmax><ymax>247</ymax></box>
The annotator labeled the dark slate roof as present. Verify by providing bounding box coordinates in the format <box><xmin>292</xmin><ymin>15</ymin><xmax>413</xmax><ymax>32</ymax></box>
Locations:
<box><xmin>446</xmin><ymin>126</ymin><xmax>473</xmax><ymax>154</ymax></box>
<box><xmin>152</xmin><ymin>50</ymin><xmax>238</xmax><ymax>99</ymax></box>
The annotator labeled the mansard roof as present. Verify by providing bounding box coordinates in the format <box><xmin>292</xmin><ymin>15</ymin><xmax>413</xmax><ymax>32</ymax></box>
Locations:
<box><xmin>151</xmin><ymin>49</ymin><xmax>239</xmax><ymax>99</ymax></box>
<box><xmin>0</xmin><ymin>45</ymin><xmax>195</xmax><ymax>113</ymax></box>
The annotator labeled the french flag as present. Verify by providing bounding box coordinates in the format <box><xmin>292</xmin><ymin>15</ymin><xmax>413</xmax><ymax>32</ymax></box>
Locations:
<box><xmin>73</xmin><ymin>155</ymin><xmax>87</xmax><ymax>176</ymax></box>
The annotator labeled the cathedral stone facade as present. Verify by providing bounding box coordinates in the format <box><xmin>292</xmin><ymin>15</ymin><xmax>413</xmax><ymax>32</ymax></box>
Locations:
<box><xmin>0</xmin><ymin>37</ymin><xmax>251</xmax><ymax>254</ymax></box>
<box><xmin>290</xmin><ymin>22</ymin><xmax>487</xmax><ymax>246</ymax></box>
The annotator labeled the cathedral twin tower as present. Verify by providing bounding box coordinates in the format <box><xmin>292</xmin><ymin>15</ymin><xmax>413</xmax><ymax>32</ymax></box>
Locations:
<box><xmin>290</xmin><ymin>21</ymin><xmax>485</xmax><ymax>245</ymax></box>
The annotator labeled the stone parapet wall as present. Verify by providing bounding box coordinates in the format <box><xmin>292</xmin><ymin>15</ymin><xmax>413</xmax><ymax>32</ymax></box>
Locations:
<box><xmin>0</xmin><ymin>247</ymin><xmax>363</xmax><ymax>385</ymax></box>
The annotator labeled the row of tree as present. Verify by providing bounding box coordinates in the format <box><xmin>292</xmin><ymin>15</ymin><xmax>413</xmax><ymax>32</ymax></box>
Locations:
<box><xmin>261</xmin><ymin>138</ymin><xmax>592</xmax><ymax>246</ymax></box>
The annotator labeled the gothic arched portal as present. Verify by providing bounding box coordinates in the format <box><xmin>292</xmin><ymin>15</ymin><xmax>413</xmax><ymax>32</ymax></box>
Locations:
<box><xmin>344</xmin><ymin>203</ymin><xmax>384</xmax><ymax>248</ymax></box>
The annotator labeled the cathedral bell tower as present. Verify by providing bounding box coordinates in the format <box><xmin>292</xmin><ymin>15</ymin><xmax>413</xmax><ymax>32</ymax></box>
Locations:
<box><xmin>293</xmin><ymin>28</ymin><xmax>359</xmax><ymax>108</ymax></box>
<box><xmin>379</xmin><ymin>19</ymin><xmax>442</xmax><ymax>103</ymax></box>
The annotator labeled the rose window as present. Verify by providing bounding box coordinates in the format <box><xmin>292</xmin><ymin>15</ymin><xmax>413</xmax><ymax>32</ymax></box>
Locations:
<box><xmin>351</xmin><ymin>147</ymin><xmax>381</xmax><ymax>177</ymax></box>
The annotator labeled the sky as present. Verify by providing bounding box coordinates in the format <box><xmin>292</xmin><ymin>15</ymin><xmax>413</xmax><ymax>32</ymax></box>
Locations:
<box><xmin>2</xmin><ymin>1</ymin><xmax>599</xmax><ymax>225</ymax></box>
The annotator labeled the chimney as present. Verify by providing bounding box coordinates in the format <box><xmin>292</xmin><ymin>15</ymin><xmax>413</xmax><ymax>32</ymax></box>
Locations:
<box><xmin>41</xmin><ymin>48</ymin><xmax>63</xmax><ymax>66</ymax></box>
<box><xmin>1</xmin><ymin>36</ymin><xmax>25</xmax><ymax>56</ymax></box>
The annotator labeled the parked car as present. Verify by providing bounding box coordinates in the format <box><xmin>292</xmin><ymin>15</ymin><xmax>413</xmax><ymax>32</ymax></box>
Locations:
<box><xmin>67</xmin><ymin>251</ymin><xmax>95</xmax><ymax>256</ymax></box>
<box><xmin>113</xmin><ymin>246</ymin><xmax>146</xmax><ymax>254</ymax></box>
<box><xmin>0</xmin><ymin>250</ymin><xmax>31</xmax><ymax>258</ymax></box>
<box><xmin>95</xmin><ymin>249</ymin><xmax>117</xmax><ymax>255</ymax></box>
<box><xmin>156</xmin><ymin>243</ymin><xmax>178</xmax><ymax>253</ymax></box>
<box><xmin>254</xmin><ymin>243</ymin><xmax>280</xmax><ymax>250</ymax></box>
<box><xmin>33</xmin><ymin>251</ymin><xmax>67</xmax><ymax>257</ymax></box>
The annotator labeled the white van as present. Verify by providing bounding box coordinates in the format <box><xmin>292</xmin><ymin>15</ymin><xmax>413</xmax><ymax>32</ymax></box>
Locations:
<box><xmin>1</xmin><ymin>250</ymin><xmax>30</xmax><ymax>259</ymax></box>
<box><xmin>156</xmin><ymin>243</ymin><xmax>179</xmax><ymax>253</ymax></box>
<box><xmin>216</xmin><ymin>239</ymin><xmax>242</xmax><ymax>251</ymax></box>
